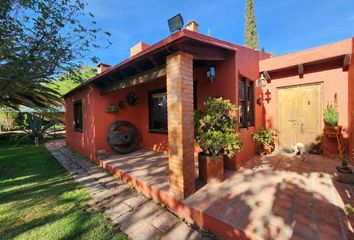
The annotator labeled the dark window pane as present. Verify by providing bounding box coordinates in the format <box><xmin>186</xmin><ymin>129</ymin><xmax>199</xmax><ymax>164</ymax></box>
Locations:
<box><xmin>149</xmin><ymin>89</ymin><xmax>168</xmax><ymax>132</ymax></box>
<box><xmin>194</xmin><ymin>81</ymin><xmax>198</xmax><ymax>110</ymax></box>
<box><xmin>74</xmin><ymin>101</ymin><xmax>83</xmax><ymax>131</ymax></box>
<box><xmin>249</xmin><ymin>82</ymin><xmax>255</xmax><ymax>125</ymax></box>
<box><xmin>238</xmin><ymin>78</ymin><xmax>254</xmax><ymax>128</ymax></box>
<box><xmin>239</xmin><ymin>80</ymin><xmax>245</xmax><ymax>100</ymax></box>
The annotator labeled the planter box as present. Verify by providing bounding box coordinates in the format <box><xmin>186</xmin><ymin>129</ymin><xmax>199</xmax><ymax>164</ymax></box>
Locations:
<box><xmin>335</xmin><ymin>168</ymin><xmax>354</xmax><ymax>184</ymax></box>
<box><xmin>198</xmin><ymin>154</ymin><xmax>224</xmax><ymax>184</ymax></box>
<box><xmin>324</xmin><ymin>125</ymin><xmax>342</xmax><ymax>135</ymax></box>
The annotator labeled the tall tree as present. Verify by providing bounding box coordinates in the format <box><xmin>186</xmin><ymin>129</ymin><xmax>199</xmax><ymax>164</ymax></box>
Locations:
<box><xmin>245</xmin><ymin>0</ymin><xmax>259</xmax><ymax>50</ymax></box>
<box><xmin>0</xmin><ymin>0</ymin><xmax>111</xmax><ymax>110</ymax></box>
<box><xmin>48</xmin><ymin>65</ymin><xmax>96</xmax><ymax>96</ymax></box>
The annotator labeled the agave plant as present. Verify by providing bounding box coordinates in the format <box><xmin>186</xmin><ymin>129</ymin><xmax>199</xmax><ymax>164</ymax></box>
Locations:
<box><xmin>13</xmin><ymin>113</ymin><xmax>63</xmax><ymax>146</ymax></box>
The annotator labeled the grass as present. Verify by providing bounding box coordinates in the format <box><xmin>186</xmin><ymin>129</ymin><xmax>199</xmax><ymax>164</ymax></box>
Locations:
<box><xmin>0</xmin><ymin>144</ymin><xmax>126</xmax><ymax>240</ymax></box>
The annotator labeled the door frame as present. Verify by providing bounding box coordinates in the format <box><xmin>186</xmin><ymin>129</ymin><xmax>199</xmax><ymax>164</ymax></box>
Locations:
<box><xmin>276</xmin><ymin>82</ymin><xmax>324</xmax><ymax>148</ymax></box>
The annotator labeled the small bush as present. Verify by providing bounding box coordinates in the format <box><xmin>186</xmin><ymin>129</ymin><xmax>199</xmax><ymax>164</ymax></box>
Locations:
<box><xmin>194</xmin><ymin>97</ymin><xmax>242</xmax><ymax>158</ymax></box>
<box><xmin>324</xmin><ymin>104</ymin><xmax>338</xmax><ymax>126</ymax></box>
<box><xmin>252</xmin><ymin>128</ymin><xmax>274</xmax><ymax>147</ymax></box>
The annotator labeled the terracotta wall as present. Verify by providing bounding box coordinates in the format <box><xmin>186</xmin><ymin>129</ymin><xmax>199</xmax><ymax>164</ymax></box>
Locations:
<box><xmin>65</xmin><ymin>86</ymin><xmax>97</xmax><ymax>160</ymax></box>
<box><xmin>263</xmin><ymin>59</ymin><xmax>349</xmax><ymax>150</ymax></box>
<box><xmin>234</xmin><ymin>47</ymin><xmax>271</xmax><ymax>168</ymax></box>
<box><xmin>65</xmin><ymin>48</ymin><xmax>266</xmax><ymax>167</ymax></box>
<box><xmin>92</xmin><ymin>78</ymin><xmax>168</xmax><ymax>155</ymax></box>
<box><xmin>349</xmin><ymin>38</ymin><xmax>354</xmax><ymax>161</ymax></box>
<box><xmin>193</xmin><ymin>48</ymin><xmax>268</xmax><ymax>170</ymax></box>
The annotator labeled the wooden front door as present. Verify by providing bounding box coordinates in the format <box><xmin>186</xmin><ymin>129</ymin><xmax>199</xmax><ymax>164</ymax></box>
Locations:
<box><xmin>277</xmin><ymin>83</ymin><xmax>323</xmax><ymax>149</ymax></box>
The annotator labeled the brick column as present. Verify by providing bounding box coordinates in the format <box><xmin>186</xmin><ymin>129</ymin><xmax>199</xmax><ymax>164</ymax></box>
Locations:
<box><xmin>166</xmin><ymin>51</ymin><xmax>195</xmax><ymax>199</ymax></box>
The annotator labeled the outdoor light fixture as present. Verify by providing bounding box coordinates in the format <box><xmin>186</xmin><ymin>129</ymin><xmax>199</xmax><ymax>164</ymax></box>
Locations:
<box><xmin>207</xmin><ymin>67</ymin><xmax>216</xmax><ymax>82</ymax></box>
<box><xmin>257</xmin><ymin>73</ymin><xmax>267</xmax><ymax>90</ymax></box>
<box><xmin>168</xmin><ymin>14</ymin><xmax>184</xmax><ymax>33</ymax></box>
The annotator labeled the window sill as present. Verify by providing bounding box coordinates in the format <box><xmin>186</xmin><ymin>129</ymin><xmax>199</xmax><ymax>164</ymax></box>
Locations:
<box><xmin>239</xmin><ymin>125</ymin><xmax>255</xmax><ymax>130</ymax></box>
<box><xmin>149</xmin><ymin>129</ymin><xmax>168</xmax><ymax>135</ymax></box>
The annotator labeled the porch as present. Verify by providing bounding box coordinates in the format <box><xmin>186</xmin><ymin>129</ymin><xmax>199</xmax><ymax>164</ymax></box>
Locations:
<box><xmin>99</xmin><ymin>150</ymin><xmax>354</xmax><ymax>240</ymax></box>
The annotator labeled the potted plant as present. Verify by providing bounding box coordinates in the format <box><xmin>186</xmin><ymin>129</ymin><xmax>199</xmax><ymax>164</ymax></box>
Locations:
<box><xmin>105</xmin><ymin>104</ymin><xmax>119</xmax><ymax>113</ymax></box>
<box><xmin>335</xmin><ymin>154</ymin><xmax>354</xmax><ymax>183</ymax></box>
<box><xmin>195</xmin><ymin>97</ymin><xmax>242</xmax><ymax>184</ymax></box>
<box><xmin>324</xmin><ymin>104</ymin><xmax>341</xmax><ymax>134</ymax></box>
<box><xmin>252</xmin><ymin>128</ymin><xmax>274</xmax><ymax>155</ymax></box>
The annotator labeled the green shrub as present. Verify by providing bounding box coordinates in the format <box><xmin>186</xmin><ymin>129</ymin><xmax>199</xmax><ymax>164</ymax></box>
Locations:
<box><xmin>194</xmin><ymin>97</ymin><xmax>242</xmax><ymax>158</ymax></box>
<box><xmin>252</xmin><ymin>128</ymin><xmax>274</xmax><ymax>147</ymax></box>
<box><xmin>324</xmin><ymin>104</ymin><xmax>339</xmax><ymax>126</ymax></box>
<box><xmin>0</xmin><ymin>109</ymin><xmax>18</xmax><ymax>131</ymax></box>
<box><xmin>14</xmin><ymin>113</ymin><xmax>63</xmax><ymax>146</ymax></box>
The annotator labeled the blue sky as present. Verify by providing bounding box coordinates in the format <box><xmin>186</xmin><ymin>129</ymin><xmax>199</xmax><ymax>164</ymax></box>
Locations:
<box><xmin>84</xmin><ymin>0</ymin><xmax>354</xmax><ymax>66</ymax></box>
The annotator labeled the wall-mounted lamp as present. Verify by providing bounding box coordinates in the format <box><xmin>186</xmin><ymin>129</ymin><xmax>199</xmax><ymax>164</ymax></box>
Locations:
<box><xmin>256</xmin><ymin>73</ymin><xmax>267</xmax><ymax>91</ymax></box>
<box><xmin>207</xmin><ymin>67</ymin><xmax>216</xmax><ymax>82</ymax></box>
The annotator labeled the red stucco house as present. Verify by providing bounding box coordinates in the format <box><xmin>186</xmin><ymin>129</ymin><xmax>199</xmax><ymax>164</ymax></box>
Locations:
<box><xmin>63</xmin><ymin>22</ymin><xmax>354</xmax><ymax>200</ymax></box>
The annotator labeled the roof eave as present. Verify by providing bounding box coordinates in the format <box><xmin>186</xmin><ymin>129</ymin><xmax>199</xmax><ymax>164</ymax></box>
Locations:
<box><xmin>63</xmin><ymin>30</ymin><xmax>239</xmax><ymax>98</ymax></box>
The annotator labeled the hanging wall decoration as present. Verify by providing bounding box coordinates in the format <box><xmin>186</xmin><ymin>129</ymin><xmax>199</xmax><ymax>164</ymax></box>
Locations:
<box><xmin>126</xmin><ymin>93</ymin><xmax>138</xmax><ymax>106</ymax></box>
<box><xmin>105</xmin><ymin>104</ymin><xmax>119</xmax><ymax>113</ymax></box>
<box><xmin>119</xmin><ymin>100</ymin><xmax>126</xmax><ymax>109</ymax></box>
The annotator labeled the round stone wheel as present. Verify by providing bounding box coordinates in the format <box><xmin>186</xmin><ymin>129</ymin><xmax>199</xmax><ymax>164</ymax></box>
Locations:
<box><xmin>108</xmin><ymin>121</ymin><xmax>138</xmax><ymax>154</ymax></box>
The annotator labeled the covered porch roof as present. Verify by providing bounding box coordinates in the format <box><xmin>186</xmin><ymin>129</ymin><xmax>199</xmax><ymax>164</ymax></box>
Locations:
<box><xmin>259</xmin><ymin>38</ymin><xmax>353</xmax><ymax>77</ymax></box>
<box><xmin>63</xmin><ymin>29</ymin><xmax>239</xmax><ymax>97</ymax></box>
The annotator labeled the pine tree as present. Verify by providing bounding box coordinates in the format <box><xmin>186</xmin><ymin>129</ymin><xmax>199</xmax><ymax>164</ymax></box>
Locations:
<box><xmin>245</xmin><ymin>0</ymin><xmax>259</xmax><ymax>50</ymax></box>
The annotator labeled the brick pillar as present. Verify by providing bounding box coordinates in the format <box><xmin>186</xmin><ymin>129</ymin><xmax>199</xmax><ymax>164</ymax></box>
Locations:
<box><xmin>166</xmin><ymin>51</ymin><xmax>195</xmax><ymax>199</ymax></box>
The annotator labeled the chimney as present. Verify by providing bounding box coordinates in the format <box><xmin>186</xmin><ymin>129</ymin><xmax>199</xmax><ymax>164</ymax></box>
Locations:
<box><xmin>96</xmin><ymin>63</ymin><xmax>111</xmax><ymax>74</ymax></box>
<box><xmin>130</xmin><ymin>42</ymin><xmax>150</xmax><ymax>57</ymax></box>
<box><xmin>186</xmin><ymin>20</ymin><xmax>199</xmax><ymax>32</ymax></box>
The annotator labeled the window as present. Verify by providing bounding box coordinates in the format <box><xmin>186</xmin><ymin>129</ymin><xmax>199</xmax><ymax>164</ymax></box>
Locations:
<box><xmin>73</xmin><ymin>101</ymin><xmax>83</xmax><ymax>132</ymax></box>
<box><xmin>238</xmin><ymin>78</ymin><xmax>254</xmax><ymax>127</ymax></box>
<box><xmin>148</xmin><ymin>89</ymin><xmax>167</xmax><ymax>133</ymax></box>
<box><xmin>194</xmin><ymin>81</ymin><xmax>198</xmax><ymax>110</ymax></box>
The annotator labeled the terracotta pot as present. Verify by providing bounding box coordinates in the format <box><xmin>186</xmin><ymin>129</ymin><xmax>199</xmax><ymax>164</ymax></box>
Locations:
<box><xmin>198</xmin><ymin>153</ymin><xmax>224</xmax><ymax>184</ymax></box>
<box><xmin>335</xmin><ymin>168</ymin><xmax>354</xmax><ymax>184</ymax></box>
<box><xmin>263</xmin><ymin>145</ymin><xmax>273</xmax><ymax>154</ymax></box>
<box><xmin>324</xmin><ymin>124</ymin><xmax>342</xmax><ymax>135</ymax></box>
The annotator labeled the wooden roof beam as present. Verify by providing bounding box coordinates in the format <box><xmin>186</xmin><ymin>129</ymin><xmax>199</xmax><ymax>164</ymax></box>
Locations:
<box><xmin>131</xmin><ymin>63</ymin><xmax>142</xmax><ymax>74</ymax></box>
<box><xmin>263</xmin><ymin>71</ymin><xmax>271</xmax><ymax>80</ymax></box>
<box><xmin>298</xmin><ymin>64</ymin><xmax>304</xmax><ymax>75</ymax></box>
<box><xmin>148</xmin><ymin>56</ymin><xmax>159</xmax><ymax>67</ymax></box>
<box><xmin>343</xmin><ymin>54</ymin><xmax>351</xmax><ymax>68</ymax></box>
<box><xmin>176</xmin><ymin>43</ymin><xmax>227</xmax><ymax>61</ymax></box>
<box><xmin>100</xmin><ymin>65</ymin><xmax>166</xmax><ymax>94</ymax></box>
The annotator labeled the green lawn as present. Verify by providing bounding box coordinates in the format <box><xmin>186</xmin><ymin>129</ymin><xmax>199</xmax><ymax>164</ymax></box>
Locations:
<box><xmin>0</xmin><ymin>144</ymin><xmax>126</xmax><ymax>240</ymax></box>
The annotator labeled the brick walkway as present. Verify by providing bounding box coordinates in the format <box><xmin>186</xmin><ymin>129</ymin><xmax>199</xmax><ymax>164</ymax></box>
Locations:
<box><xmin>186</xmin><ymin>153</ymin><xmax>354</xmax><ymax>240</ymax></box>
<box><xmin>46</xmin><ymin>140</ymin><xmax>354</xmax><ymax>240</ymax></box>
<box><xmin>45</xmin><ymin>140</ymin><xmax>210</xmax><ymax>240</ymax></box>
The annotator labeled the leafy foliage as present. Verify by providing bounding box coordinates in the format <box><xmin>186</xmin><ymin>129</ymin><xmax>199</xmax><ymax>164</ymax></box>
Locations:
<box><xmin>0</xmin><ymin>144</ymin><xmax>126</xmax><ymax>240</ymax></box>
<box><xmin>245</xmin><ymin>0</ymin><xmax>259</xmax><ymax>49</ymax></box>
<box><xmin>48</xmin><ymin>65</ymin><xmax>96</xmax><ymax>95</ymax></box>
<box><xmin>13</xmin><ymin>112</ymin><xmax>64</xmax><ymax>145</ymax></box>
<box><xmin>324</xmin><ymin>104</ymin><xmax>339</xmax><ymax>126</ymax></box>
<box><xmin>195</xmin><ymin>97</ymin><xmax>242</xmax><ymax>158</ymax></box>
<box><xmin>0</xmin><ymin>107</ymin><xmax>17</xmax><ymax>131</ymax></box>
<box><xmin>0</xmin><ymin>0</ymin><xmax>110</xmax><ymax>109</ymax></box>
<box><xmin>252</xmin><ymin>128</ymin><xmax>274</xmax><ymax>147</ymax></box>
<box><xmin>106</xmin><ymin>104</ymin><xmax>119</xmax><ymax>113</ymax></box>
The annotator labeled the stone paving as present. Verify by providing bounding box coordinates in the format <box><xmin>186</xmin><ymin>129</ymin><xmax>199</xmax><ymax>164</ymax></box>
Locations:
<box><xmin>186</xmin><ymin>153</ymin><xmax>354</xmax><ymax>240</ymax></box>
<box><xmin>46</xmin><ymin>140</ymin><xmax>354</xmax><ymax>240</ymax></box>
<box><xmin>45</xmin><ymin>140</ymin><xmax>209</xmax><ymax>240</ymax></box>
<box><xmin>101</xmin><ymin>147</ymin><xmax>354</xmax><ymax>239</ymax></box>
